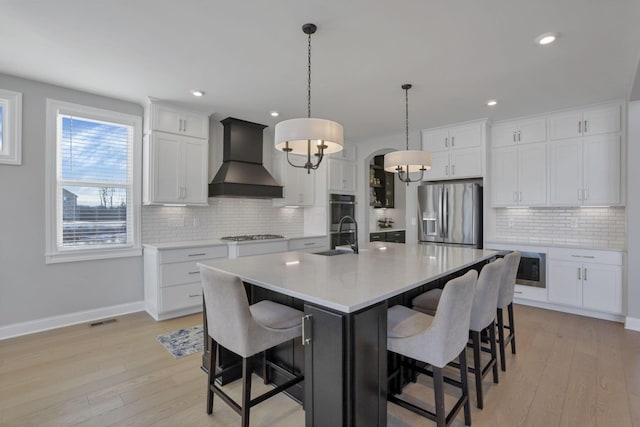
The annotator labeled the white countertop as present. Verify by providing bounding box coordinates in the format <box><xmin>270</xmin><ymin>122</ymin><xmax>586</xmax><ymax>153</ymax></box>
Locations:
<box><xmin>199</xmin><ymin>242</ymin><xmax>496</xmax><ymax>313</ymax></box>
<box><xmin>143</xmin><ymin>234</ymin><xmax>327</xmax><ymax>250</ymax></box>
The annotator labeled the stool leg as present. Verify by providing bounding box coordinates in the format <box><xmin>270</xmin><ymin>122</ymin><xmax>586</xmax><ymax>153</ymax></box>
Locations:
<box><xmin>433</xmin><ymin>366</ymin><xmax>446</xmax><ymax>427</ymax></box>
<box><xmin>508</xmin><ymin>303</ymin><xmax>517</xmax><ymax>354</ymax></box>
<box><xmin>263</xmin><ymin>350</ymin><xmax>269</xmax><ymax>385</ymax></box>
<box><xmin>489</xmin><ymin>321</ymin><xmax>499</xmax><ymax>384</ymax></box>
<box><xmin>241</xmin><ymin>357</ymin><xmax>252</xmax><ymax>427</ymax></box>
<box><xmin>459</xmin><ymin>349</ymin><xmax>472</xmax><ymax>426</ymax></box>
<box><xmin>471</xmin><ymin>330</ymin><xmax>483</xmax><ymax>409</ymax></box>
<box><xmin>207</xmin><ymin>337</ymin><xmax>217</xmax><ymax>414</ymax></box>
<box><xmin>497</xmin><ymin>308</ymin><xmax>506</xmax><ymax>372</ymax></box>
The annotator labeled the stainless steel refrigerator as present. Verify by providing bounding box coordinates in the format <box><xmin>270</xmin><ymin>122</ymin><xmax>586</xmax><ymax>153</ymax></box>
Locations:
<box><xmin>418</xmin><ymin>182</ymin><xmax>482</xmax><ymax>247</ymax></box>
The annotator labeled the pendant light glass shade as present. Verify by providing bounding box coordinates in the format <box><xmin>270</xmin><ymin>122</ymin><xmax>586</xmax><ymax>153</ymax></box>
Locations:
<box><xmin>274</xmin><ymin>23</ymin><xmax>343</xmax><ymax>172</ymax></box>
<box><xmin>275</xmin><ymin>118</ymin><xmax>344</xmax><ymax>154</ymax></box>
<box><xmin>384</xmin><ymin>83</ymin><xmax>431</xmax><ymax>183</ymax></box>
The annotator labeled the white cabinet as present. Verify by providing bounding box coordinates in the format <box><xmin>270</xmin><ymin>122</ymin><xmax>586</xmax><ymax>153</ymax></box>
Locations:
<box><xmin>328</xmin><ymin>158</ymin><xmax>356</xmax><ymax>193</ymax></box>
<box><xmin>491</xmin><ymin>117</ymin><xmax>546</xmax><ymax>148</ymax></box>
<box><xmin>144</xmin><ymin>244</ymin><xmax>228</xmax><ymax>320</ymax></box>
<box><xmin>547</xmin><ymin>248</ymin><xmax>623</xmax><ymax>314</ymax></box>
<box><xmin>288</xmin><ymin>236</ymin><xmax>329</xmax><ymax>253</ymax></box>
<box><xmin>227</xmin><ymin>240</ymin><xmax>289</xmax><ymax>259</ymax></box>
<box><xmin>147</xmin><ymin>102</ymin><xmax>209</xmax><ymax>139</ymax></box>
<box><xmin>273</xmin><ymin>153</ymin><xmax>315</xmax><ymax>207</ymax></box>
<box><xmin>549</xmin><ymin>134</ymin><xmax>621</xmax><ymax>206</ymax></box>
<box><xmin>143</xmin><ymin>132</ymin><xmax>208</xmax><ymax>205</ymax></box>
<box><xmin>491</xmin><ymin>143</ymin><xmax>547</xmax><ymax>206</ymax></box>
<box><xmin>329</xmin><ymin>144</ymin><xmax>357</xmax><ymax>161</ymax></box>
<box><xmin>421</xmin><ymin>120</ymin><xmax>485</xmax><ymax>180</ymax></box>
<box><xmin>549</xmin><ymin>103</ymin><xmax>620</xmax><ymax>141</ymax></box>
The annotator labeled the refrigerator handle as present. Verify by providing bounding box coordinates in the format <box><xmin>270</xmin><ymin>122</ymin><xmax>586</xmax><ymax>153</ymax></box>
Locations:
<box><xmin>439</xmin><ymin>187</ymin><xmax>445</xmax><ymax>238</ymax></box>
<box><xmin>443</xmin><ymin>187</ymin><xmax>448</xmax><ymax>239</ymax></box>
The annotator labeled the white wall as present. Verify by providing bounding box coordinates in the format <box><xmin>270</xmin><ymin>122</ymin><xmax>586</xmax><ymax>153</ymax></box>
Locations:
<box><xmin>627</xmin><ymin>100</ymin><xmax>640</xmax><ymax>320</ymax></box>
<box><xmin>0</xmin><ymin>73</ymin><xmax>145</xmax><ymax>329</ymax></box>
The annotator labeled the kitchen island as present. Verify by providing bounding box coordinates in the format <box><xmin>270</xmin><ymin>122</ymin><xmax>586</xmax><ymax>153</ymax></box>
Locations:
<box><xmin>199</xmin><ymin>242</ymin><xmax>496</xmax><ymax>426</ymax></box>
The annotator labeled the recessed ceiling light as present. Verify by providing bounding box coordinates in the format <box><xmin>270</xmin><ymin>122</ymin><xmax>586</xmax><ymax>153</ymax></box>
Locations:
<box><xmin>270</xmin><ymin>111</ymin><xmax>279</xmax><ymax>117</ymax></box>
<box><xmin>486</xmin><ymin>99</ymin><xmax>498</xmax><ymax>107</ymax></box>
<box><xmin>190</xmin><ymin>90</ymin><xmax>205</xmax><ymax>97</ymax></box>
<box><xmin>535</xmin><ymin>32</ymin><xmax>558</xmax><ymax>46</ymax></box>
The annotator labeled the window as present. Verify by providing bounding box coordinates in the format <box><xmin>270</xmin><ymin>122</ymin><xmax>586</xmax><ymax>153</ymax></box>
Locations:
<box><xmin>46</xmin><ymin>99</ymin><xmax>142</xmax><ymax>263</ymax></box>
<box><xmin>0</xmin><ymin>88</ymin><xmax>22</xmax><ymax>165</ymax></box>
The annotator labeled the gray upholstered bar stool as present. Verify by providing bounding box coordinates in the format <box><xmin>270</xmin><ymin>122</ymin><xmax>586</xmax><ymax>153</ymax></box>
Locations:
<box><xmin>497</xmin><ymin>251</ymin><xmax>521</xmax><ymax>371</ymax></box>
<box><xmin>412</xmin><ymin>260</ymin><xmax>505</xmax><ymax>409</ymax></box>
<box><xmin>387</xmin><ymin>270</ymin><xmax>478</xmax><ymax>427</ymax></box>
<box><xmin>200</xmin><ymin>265</ymin><xmax>304</xmax><ymax>427</ymax></box>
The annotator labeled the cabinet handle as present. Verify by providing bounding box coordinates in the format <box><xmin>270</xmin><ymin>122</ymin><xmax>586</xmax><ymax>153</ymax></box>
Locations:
<box><xmin>451</xmin><ymin>136</ymin><xmax>455</xmax><ymax>147</ymax></box>
<box><xmin>584</xmin><ymin>120</ymin><xmax>587</xmax><ymax>133</ymax></box>
<box><xmin>519</xmin><ymin>191</ymin><xmax>522</xmax><ymax>201</ymax></box>
<box><xmin>445</xmin><ymin>137</ymin><xmax>448</xmax><ymax>148</ymax></box>
<box><xmin>445</xmin><ymin>165</ymin><xmax>449</xmax><ymax>176</ymax></box>
<box><xmin>183</xmin><ymin>119</ymin><xmax>187</xmax><ymax>133</ymax></box>
<box><xmin>584</xmin><ymin>188</ymin><xmax>588</xmax><ymax>200</ymax></box>
<box><xmin>578</xmin><ymin>189</ymin><xmax>582</xmax><ymax>201</ymax></box>
<box><xmin>583</xmin><ymin>268</ymin><xmax>587</xmax><ymax>281</ymax></box>
<box><xmin>188</xmin><ymin>294</ymin><xmax>202</xmax><ymax>298</ymax></box>
<box><xmin>304</xmin><ymin>242</ymin><xmax>315</xmax><ymax>246</ymax></box>
<box><xmin>302</xmin><ymin>314</ymin><xmax>313</xmax><ymax>345</ymax></box>
<box><xmin>514</xmin><ymin>290</ymin><xmax>523</xmax><ymax>295</ymax></box>
<box><xmin>451</xmin><ymin>164</ymin><xmax>455</xmax><ymax>175</ymax></box>
<box><xmin>578</xmin><ymin>120</ymin><xmax>582</xmax><ymax>134</ymax></box>
<box><xmin>188</xmin><ymin>253</ymin><xmax>206</xmax><ymax>257</ymax></box>
<box><xmin>578</xmin><ymin>268</ymin><xmax>581</xmax><ymax>280</ymax></box>
<box><xmin>188</xmin><ymin>271</ymin><xmax>200</xmax><ymax>275</ymax></box>
<box><xmin>571</xmin><ymin>254</ymin><xmax>595</xmax><ymax>259</ymax></box>
<box><xmin>514</xmin><ymin>191</ymin><xmax>518</xmax><ymax>202</ymax></box>
<box><xmin>513</xmin><ymin>131</ymin><xmax>516</xmax><ymax>142</ymax></box>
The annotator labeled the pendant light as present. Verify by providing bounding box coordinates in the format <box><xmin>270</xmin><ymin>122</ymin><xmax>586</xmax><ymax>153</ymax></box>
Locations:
<box><xmin>384</xmin><ymin>84</ymin><xmax>431</xmax><ymax>184</ymax></box>
<box><xmin>274</xmin><ymin>23</ymin><xmax>344</xmax><ymax>174</ymax></box>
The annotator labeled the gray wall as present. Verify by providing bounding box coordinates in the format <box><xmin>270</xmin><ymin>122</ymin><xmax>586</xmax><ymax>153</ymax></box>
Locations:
<box><xmin>627</xmin><ymin>100</ymin><xmax>640</xmax><ymax>319</ymax></box>
<box><xmin>0</xmin><ymin>73</ymin><xmax>144</xmax><ymax>327</ymax></box>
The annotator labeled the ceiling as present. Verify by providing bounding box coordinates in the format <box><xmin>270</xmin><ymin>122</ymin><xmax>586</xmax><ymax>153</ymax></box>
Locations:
<box><xmin>1</xmin><ymin>0</ymin><xmax>640</xmax><ymax>142</ymax></box>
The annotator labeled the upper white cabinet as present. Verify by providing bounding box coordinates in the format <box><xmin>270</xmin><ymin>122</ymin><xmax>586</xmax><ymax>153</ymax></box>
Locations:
<box><xmin>143</xmin><ymin>101</ymin><xmax>210</xmax><ymax>205</ymax></box>
<box><xmin>491</xmin><ymin>143</ymin><xmax>547</xmax><ymax>206</ymax></box>
<box><xmin>328</xmin><ymin>158</ymin><xmax>356</xmax><ymax>193</ymax></box>
<box><xmin>329</xmin><ymin>144</ymin><xmax>357</xmax><ymax>162</ymax></box>
<box><xmin>147</xmin><ymin>102</ymin><xmax>209</xmax><ymax>139</ymax></box>
<box><xmin>549</xmin><ymin>134</ymin><xmax>621</xmax><ymax>206</ymax></box>
<box><xmin>491</xmin><ymin>117</ymin><xmax>546</xmax><ymax>148</ymax></box>
<box><xmin>273</xmin><ymin>153</ymin><xmax>316</xmax><ymax>207</ymax></box>
<box><xmin>421</xmin><ymin>120</ymin><xmax>486</xmax><ymax>180</ymax></box>
<box><xmin>548</xmin><ymin>103</ymin><xmax>620</xmax><ymax>140</ymax></box>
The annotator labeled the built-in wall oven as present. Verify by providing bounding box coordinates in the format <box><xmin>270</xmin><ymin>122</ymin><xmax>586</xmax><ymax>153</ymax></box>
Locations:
<box><xmin>329</xmin><ymin>194</ymin><xmax>356</xmax><ymax>249</ymax></box>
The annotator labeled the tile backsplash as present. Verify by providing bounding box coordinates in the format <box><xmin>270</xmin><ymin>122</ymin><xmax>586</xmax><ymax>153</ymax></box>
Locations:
<box><xmin>493</xmin><ymin>207</ymin><xmax>626</xmax><ymax>249</ymax></box>
<box><xmin>142</xmin><ymin>199</ymin><xmax>304</xmax><ymax>243</ymax></box>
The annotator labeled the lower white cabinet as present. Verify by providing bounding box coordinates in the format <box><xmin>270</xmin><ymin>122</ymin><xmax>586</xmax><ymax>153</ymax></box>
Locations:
<box><xmin>288</xmin><ymin>236</ymin><xmax>329</xmax><ymax>253</ymax></box>
<box><xmin>144</xmin><ymin>243</ymin><xmax>228</xmax><ymax>320</ymax></box>
<box><xmin>547</xmin><ymin>248</ymin><xmax>622</xmax><ymax>314</ymax></box>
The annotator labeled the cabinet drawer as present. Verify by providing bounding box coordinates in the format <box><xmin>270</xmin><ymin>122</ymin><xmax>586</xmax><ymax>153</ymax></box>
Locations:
<box><xmin>548</xmin><ymin>248</ymin><xmax>622</xmax><ymax>265</ymax></box>
<box><xmin>160</xmin><ymin>261</ymin><xmax>203</xmax><ymax>287</ymax></box>
<box><xmin>237</xmin><ymin>241</ymin><xmax>288</xmax><ymax>257</ymax></box>
<box><xmin>370</xmin><ymin>232</ymin><xmax>385</xmax><ymax>242</ymax></box>
<box><xmin>289</xmin><ymin>237</ymin><xmax>327</xmax><ymax>251</ymax></box>
<box><xmin>513</xmin><ymin>284</ymin><xmax>547</xmax><ymax>302</ymax></box>
<box><xmin>386</xmin><ymin>231</ymin><xmax>406</xmax><ymax>243</ymax></box>
<box><xmin>159</xmin><ymin>245</ymin><xmax>227</xmax><ymax>264</ymax></box>
<box><xmin>160</xmin><ymin>282</ymin><xmax>202</xmax><ymax>313</ymax></box>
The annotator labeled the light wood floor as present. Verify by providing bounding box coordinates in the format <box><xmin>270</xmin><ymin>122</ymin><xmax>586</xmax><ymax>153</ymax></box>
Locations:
<box><xmin>1</xmin><ymin>305</ymin><xmax>639</xmax><ymax>427</ymax></box>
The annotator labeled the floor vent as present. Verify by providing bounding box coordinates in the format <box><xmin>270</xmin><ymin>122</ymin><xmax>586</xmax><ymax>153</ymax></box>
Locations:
<box><xmin>90</xmin><ymin>318</ymin><xmax>117</xmax><ymax>327</ymax></box>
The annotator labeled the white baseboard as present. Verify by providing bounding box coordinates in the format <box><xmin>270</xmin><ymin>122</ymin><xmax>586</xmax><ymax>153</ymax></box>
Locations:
<box><xmin>625</xmin><ymin>316</ymin><xmax>640</xmax><ymax>331</ymax></box>
<box><xmin>0</xmin><ymin>301</ymin><xmax>145</xmax><ymax>340</ymax></box>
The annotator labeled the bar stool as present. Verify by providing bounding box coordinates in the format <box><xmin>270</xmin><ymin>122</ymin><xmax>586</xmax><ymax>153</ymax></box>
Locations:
<box><xmin>200</xmin><ymin>265</ymin><xmax>304</xmax><ymax>427</ymax></box>
<box><xmin>412</xmin><ymin>260</ymin><xmax>505</xmax><ymax>409</ymax></box>
<box><xmin>387</xmin><ymin>270</ymin><xmax>478</xmax><ymax>427</ymax></box>
<box><xmin>497</xmin><ymin>251</ymin><xmax>521</xmax><ymax>371</ymax></box>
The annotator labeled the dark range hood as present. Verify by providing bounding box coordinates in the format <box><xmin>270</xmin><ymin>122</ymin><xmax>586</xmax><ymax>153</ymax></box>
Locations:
<box><xmin>209</xmin><ymin>117</ymin><xmax>283</xmax><ymax>198</ymax></box>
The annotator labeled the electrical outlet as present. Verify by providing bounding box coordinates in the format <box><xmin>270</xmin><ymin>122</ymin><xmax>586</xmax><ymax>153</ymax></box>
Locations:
<box><xmin>411</xmin><ymin>217</ymin><xmax>417</xmax><ymax>226</ymax></box>
<box><xmin>508</xmin><ymin>219</ymin><xmax>514</xmax><ymax>228</ymax></box>
<box><xmin>193</xmin><ymin>216</ymin><xmax>200</xmax><ymax>227</ymax></box>
<box><xmin>571</xmin><ymin>220</ymin><xmax>579</xmax><ymax>228</ymax></box>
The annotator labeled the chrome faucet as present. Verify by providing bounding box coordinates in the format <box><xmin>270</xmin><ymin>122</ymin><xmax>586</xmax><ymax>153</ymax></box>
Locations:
<box><xmin>338</xmin><ymin>215</ymin><xmax>358</xmax><ymax>254</ymax></box>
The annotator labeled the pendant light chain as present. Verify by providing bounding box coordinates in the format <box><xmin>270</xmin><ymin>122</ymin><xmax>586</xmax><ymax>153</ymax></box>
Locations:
<box><xmin>405</xmin><ymin>86</ymin><xmax>409</xmax><ymax>151</ymax></box>
<box><xmin>307</xmin><ymin>31</ymin><xmax>312</xmax><ymax>119</ymax></box>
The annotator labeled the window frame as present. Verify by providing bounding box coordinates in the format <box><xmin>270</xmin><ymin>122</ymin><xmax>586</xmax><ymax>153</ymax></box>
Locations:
<box><xmin>45</xmin><ymin>99</ymin><xmax>142</xmax><ymax>263</ymax></box>
<box><xmin>0</xmin><ymin>88</ymin><xmax>23</xmax><ymax>165</ymax></box>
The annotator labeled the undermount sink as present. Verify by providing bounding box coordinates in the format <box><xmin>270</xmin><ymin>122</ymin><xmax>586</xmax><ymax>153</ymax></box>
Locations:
<box><xmin>313</xmin><ymin>249</ymin><xmax>353</xmax><ymax>256</ymax></box>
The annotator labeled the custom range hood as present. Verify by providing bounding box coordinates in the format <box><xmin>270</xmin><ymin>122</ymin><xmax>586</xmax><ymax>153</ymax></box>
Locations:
<box><xmin>208</xmin><ymin>117</ymin><xmax>283</xmax><ymax>198</ymax></box>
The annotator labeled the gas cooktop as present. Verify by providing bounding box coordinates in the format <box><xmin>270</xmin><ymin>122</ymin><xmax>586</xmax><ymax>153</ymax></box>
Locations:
<box><xmin>220</xmin><ymin>234</ymin><xmax>285</xmax><ymax>241</ymax></box>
